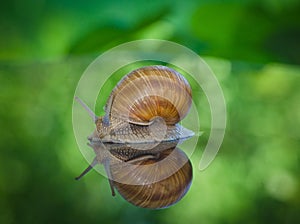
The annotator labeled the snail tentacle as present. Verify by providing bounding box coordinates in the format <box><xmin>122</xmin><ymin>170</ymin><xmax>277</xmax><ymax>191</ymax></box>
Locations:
<box><xmin>75</xmin><ymin>157</ymin><xmax>98</xmax><ymax>180</ymax></box>
<box><xmin>103</xmin><ymin>158</ymin><xmax>116</xmax><ymax>196</ymax></box>
<box><xmin>75</xmin><ymin>96</ymin><xmax>98</xmax><ymax>123</ymax></box>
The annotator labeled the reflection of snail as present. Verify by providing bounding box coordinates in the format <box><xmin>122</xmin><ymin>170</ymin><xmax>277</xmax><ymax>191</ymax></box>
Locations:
<box><xmin>76</xmin><ymin>65</ymin><xmax>194</xmax><ymax>209</ymax></box>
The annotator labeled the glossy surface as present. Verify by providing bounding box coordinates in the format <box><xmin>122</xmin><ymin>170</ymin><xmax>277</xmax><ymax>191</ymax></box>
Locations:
<box><xmin>111</xmin><ymin>148</ymin><xmax>193</xmax><ymax>209</ymax></box>
<box><xmin>105</xmin><ymin>65</ymin><xmax>192</xmax><ymax>125</ymax></box>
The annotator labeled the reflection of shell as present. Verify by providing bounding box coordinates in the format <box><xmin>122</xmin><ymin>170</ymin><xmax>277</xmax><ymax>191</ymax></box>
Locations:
<box><xmin>105</xmin><ymin>65</ymin><xmax>192</xmax><ymax>125</ymax></box>
<box><xmin>110</xmin><ymin>148</ymin><xmax>193</xmax><ymax>209</ymax></box>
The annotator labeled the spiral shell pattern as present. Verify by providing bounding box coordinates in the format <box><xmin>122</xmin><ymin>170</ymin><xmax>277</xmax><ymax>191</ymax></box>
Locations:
<box><xmin>105</xmin><ymin>65</ymin><xmax>192</xmax><ymax>125</ymax></box>
<box><xmin>110</xmin><ymin>148</ymin><xmax>193</xmax><ymax>209</ymax></box>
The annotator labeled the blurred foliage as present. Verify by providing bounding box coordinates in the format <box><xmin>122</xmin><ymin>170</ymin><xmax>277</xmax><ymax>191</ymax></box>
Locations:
<box><xmin>1</xmin><ymin>0</ymin><xmax>300</xmax><ymax>64</ymax></box>
<box><xmin>0</xmin><ymin>0</ymin><xmax>300</xmax><ymax>224</ymax></box>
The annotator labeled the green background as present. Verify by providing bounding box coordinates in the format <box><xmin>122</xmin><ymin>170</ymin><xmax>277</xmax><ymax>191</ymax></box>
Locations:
<box><xmin>1</xmin><ymin>0</ymin><xmax>300</xmax><ymax>223</ymax></box>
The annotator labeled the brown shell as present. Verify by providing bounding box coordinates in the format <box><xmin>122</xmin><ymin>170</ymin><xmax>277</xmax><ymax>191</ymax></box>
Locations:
<box><xmin>105</xmin><ymin>65</ymin><xmax>192</xmax><ymax>125</ymax></box>
<box><xmin>110</xmin><ymin>148</ymin><xmax>193</xmax><ymax>209</ymax></box>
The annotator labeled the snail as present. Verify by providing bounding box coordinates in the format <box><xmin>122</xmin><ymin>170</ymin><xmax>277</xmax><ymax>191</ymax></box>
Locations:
<box><xmin>75</xmin><ymin>65</ymin><xmax>194</xmax><ymax>209</ymax></box>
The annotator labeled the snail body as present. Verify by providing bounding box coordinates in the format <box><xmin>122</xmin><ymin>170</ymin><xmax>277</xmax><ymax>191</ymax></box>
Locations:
<box><xmin>76</xmin><ymin>65</ymin><xmax>194</xmax><ymax>209</ymax></box>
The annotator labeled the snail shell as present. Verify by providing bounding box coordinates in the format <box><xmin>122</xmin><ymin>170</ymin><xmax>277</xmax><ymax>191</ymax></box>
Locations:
<box><xmin>76</xmin><ymin>65</ymin><xmax>194</xmax><ymax>209</ymax></box>
<box><xmin>110</xmin><ymin>147</ymin><xmax>192</xmax><ymax>209</ymax></box>
<box><xmin>105</xmin><ymin>65</ymin><xmax>192</xmax><ymax>125</ymax></box>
